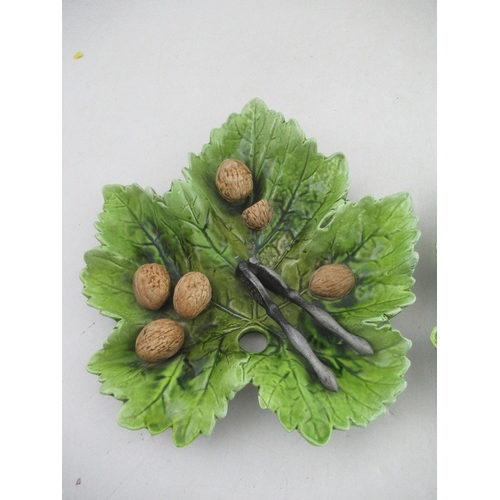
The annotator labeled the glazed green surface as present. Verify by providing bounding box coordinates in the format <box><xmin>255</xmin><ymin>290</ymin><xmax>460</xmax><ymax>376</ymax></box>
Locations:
<box><xmin>430</xmin><ymin>327</ymin><xmax>437</xmax><ymax>348</ymax></box>
<box><xmin>82</xmin><ymin>99</ymin><xmax>419</xmax><ymax>446</ymax></box>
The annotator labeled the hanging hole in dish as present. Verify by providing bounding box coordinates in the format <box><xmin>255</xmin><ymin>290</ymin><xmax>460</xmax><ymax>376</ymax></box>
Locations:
<box><xmin>238</xmin><ymin>331</ymin><xmax>268</xmax><ymax>353</ymax></box>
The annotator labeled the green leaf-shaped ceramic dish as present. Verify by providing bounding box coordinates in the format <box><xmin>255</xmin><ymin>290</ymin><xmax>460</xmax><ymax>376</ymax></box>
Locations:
<box><xmin>82</xmin><ymin>99</ymin><xmax>420</xmax><ymax>446</ymax></box>
<box><xmin>430</xmin><ymin>327</ymin><xmax>437</xmax><ymax>348</ymax></box>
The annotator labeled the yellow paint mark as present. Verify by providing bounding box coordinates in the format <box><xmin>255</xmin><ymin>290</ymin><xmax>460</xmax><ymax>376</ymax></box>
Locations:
<box><xmin>73</xmin><ymin>51</ymin><xmax>84</xmax><ymax>59</ymax></box>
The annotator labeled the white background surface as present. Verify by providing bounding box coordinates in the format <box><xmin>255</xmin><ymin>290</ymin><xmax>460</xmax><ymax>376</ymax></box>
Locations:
<box><xmin>62</xmin><ymin>1</ymin><xmax>436</xmax><ymax>498</ymax></box>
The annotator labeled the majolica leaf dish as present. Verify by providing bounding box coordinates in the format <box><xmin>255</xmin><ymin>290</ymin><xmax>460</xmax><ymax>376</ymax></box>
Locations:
<box><xmin>430</xmin><ymin>327</ymin><xmax>437</xmax><ymax>348</ymax></box>
<box><xmin>81</xmin><ymin>98</ymin><xmax>419</xmax><ymax>446</ymax></box>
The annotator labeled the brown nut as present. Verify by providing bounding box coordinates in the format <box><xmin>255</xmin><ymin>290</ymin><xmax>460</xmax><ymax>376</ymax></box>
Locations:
<box><xmin>133</xmin><ymin>263</ymin><xmax>170</xmax><ymax>310</ymax></box>
<box><xmin>173</xmin><ymin>271</ymin><xmax>212</xmax><ymax>319</ymax></box>
<box><xmin>308</xmin><ymin>264</ymin><xmax>355</xmax><ymax>299</ymax></box>
<box><xmin>241</xmin><ymin>199</ymin><xmax>273</xmax><ymax>230</ymax></box>
<box><xmin>135</xmin><ymin>318</ymin><xmax>184</xmax><ymax>362</ymax></box>
<box><xmin>215</xmin><ymin>159</ymin><xmax>253</xmax><ymax>202</ymax></box>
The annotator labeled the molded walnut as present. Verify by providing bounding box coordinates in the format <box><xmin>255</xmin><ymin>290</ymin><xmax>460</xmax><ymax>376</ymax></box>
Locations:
<box><xmin>308</xmin><ymin>264</ymin><xmax>355</xmax><ymax>299</ymax></box>
<box><xmin>173</xmin><ymin>271</ymin><xmax>212</xmax><ymax>319</ymax></box>
<box><xmin>215</xmin><ymin>159</ymin><xmax>253</xmax><ymax>202</ymax></box>
<box><xmin>242</xmin><ymin>199</ymin><xmax>272</xmax><ymax>230</ymax></box>
<box><xmin>135</xmin><ymin>318</ymin><xmax>184</xmax><ymax>362</ymax></box>
<box><xmin>133</xmin><ymin>263</ymin><xmax>170</xmax><ymax>310</ymax></box>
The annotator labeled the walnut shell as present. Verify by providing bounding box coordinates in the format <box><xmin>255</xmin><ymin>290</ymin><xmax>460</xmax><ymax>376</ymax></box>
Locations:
<box><xmin>215</xmin><ymin>159</ymin><xmax>253</xmax><ymax>202</ymax></box>
<box><xmin>308</xmin><ymin>264</ymin><xmax>355</xmax><ymax>299</ymax></box>
<box><xmin>133</xmin><ymin>263</ymin><xmax>170</xmax><ymax>310</ymax></box>
<box><xmin>241</xmin><ymin>199</ymin><xmax>273</xmax><ymax>230</ymax></box>
<box><xmin>173</xmin><ymin>271</ymin><xmax>212</xmax><ymax>319</ymax></box>
<box><xmin>135</xmin><ymin>319</ymin><xmax>184</xmax><ymax>362</ymax></box>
